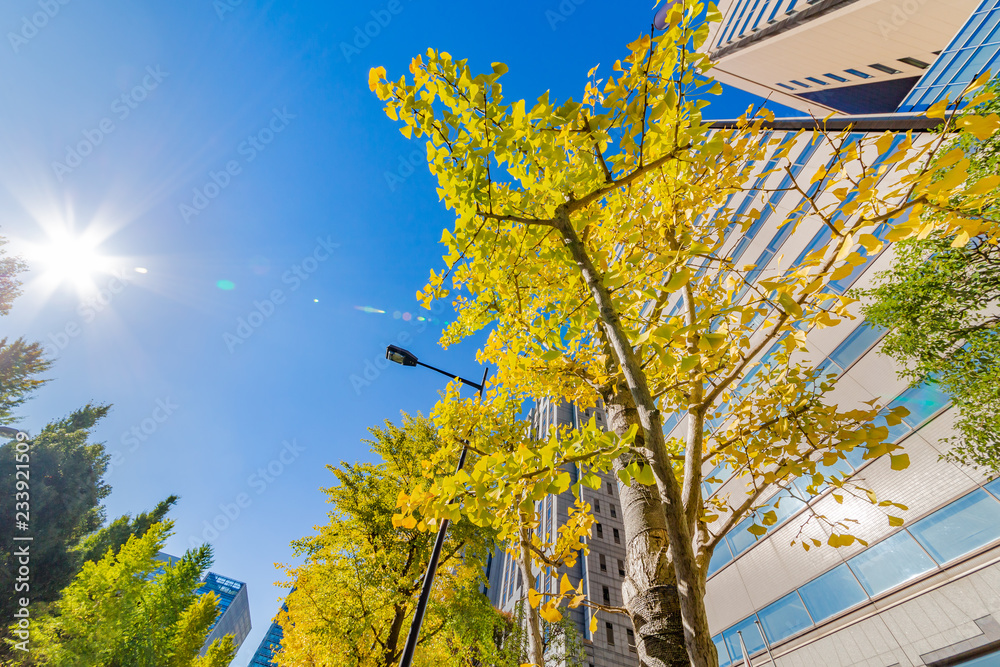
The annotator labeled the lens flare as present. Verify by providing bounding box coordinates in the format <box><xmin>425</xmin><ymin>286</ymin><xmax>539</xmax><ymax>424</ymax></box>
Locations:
<box><xmin>354</xmin><ymin>306</ymin><xmax>386</xmax><ymax>314</ymax></box>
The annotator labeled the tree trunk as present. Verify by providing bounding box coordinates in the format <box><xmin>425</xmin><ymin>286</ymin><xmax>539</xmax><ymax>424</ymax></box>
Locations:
<box><xmin>605</xmin><ymin>385</ymin><xmax>693</xmax><ymax>667</ymax></box>
<box><xmin>518</xmin><ymin>521</ymin><xmax>546</xmax><ymax>667</ymax></box>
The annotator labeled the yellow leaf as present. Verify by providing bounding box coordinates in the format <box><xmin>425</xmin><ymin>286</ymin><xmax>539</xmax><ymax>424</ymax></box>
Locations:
<box><xmin>560</xmin><ymin>574</ymin><xmax>574</xmax><ymax>596</ymax></box>
<box><xmin>680</xmin><ymin>354</ymin><xmax>700</xmax><ymax>372</ymax></box>
<box><xmin>926</xmin><ymin>99</ymin><xmax>949</xmax><ymax>120</ymax></box>
<box><xmin>965</xmin><ymin>174</ymin><xmax>1000</xmax><ymax>196</ymax></box>
<box><xmin>528</xmin><ymin>588</ymin><xmax>543</xmax><ymax>608</ymax></box>
<box><xmin>888</xmin><ymin>515</ymin><xmax>904</xmax><ymax>527</ymax></box>
<box><xmin>368</xmin><ymin>66</ymin><xmax>386</xmax><ymax>92</ymax></box>
<box><xmin>539</xmin><ymin>603</ymin><xmax>563</xmax><ymax>623</ymax></box>
<box><xmin>957</xmin><ymin>114</ymin><xmax>1000</xmax><ymax>141</ymax></box>
<box><xmin>590</xmin><ymin>613</ymin><xmax>599</xmax><ymax>634</ymax></box>
<box><xmin>890</xmin><ymin>453</ymin><xmax>910</xmax><ymax>471</ymax></box>
<box><xmin>777</xmin><ymin>292</ymin><xmax>802</xmax><ymax>319</ymax></box>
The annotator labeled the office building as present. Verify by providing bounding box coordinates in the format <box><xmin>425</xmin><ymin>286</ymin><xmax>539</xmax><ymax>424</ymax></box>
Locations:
<box><xmin>156</xmin><ymin>553</ymin><xmax>253</xmax><ymax>657</ymax></box>
<box><xmin>487</xmin><ymin>2</ymin><xmax>1000</xmax><ymax>665</ymax></box>
<box><xmin>200</xmin><ymin>572</ymin><xmax>253</xmax><ymax>657</ymax></box>
<box><xmin>707</xmin><ymin>0</ymin><xmax>992</xmax><ymax>116</ymax></box>
<box><xmin>486</xmin><ymin>398</ymin><xmax>640</xmax><ymax>667</ymax></box>
<box><xmin>247</xmin><ymin>602</ymin><xmax>287</xmax><ymax>667</ymax></box>
<box><xmin>247</xmin><ymin>618</ymin><xmax>285</xmax><ymax>667</ymax></box>
<box><xmin>695</xmin><ymin>2</ymin><xmax>1000</xmax><ymax>666</ymax></box>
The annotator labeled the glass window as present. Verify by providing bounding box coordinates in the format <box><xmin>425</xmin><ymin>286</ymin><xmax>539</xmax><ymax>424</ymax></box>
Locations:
<box><xmin>898</xmin><ymin>56</ymin><xmax>930</xmax><ymax>69</ymax></box>
<box><xmin>955</xmin><ymin>648</ymin><xmax>1000</xmax><ymax>666</ymax></box>
<box><xmin>909</xmin><ymin>489</ymin><xmax>1000</xmax><ymax>564</ymax></box>
<box><xmin>605</xmin><ymin>622</ymin><xmax>615</xmax><ymax>646</ymax></box>
<box><xmin>708</xmin><ymin>539</ymin><xmax>734</xmax><ymax>577</ymax></box>
<box><xmin>757</xmin><ymin>591</ymin><xmax>813</xmax><ymax>644</ymax></box>
<box><xmin>984</xmin><ymin>477</ymin><xmax>1000</xmax><ymax>499</ymax></box>
<box><xmin>798</xmin><ymin>563</ymin><xmax>868</xmax><ymax>622</ymax></box>
<box><xmin>869</xmin><ymin>62</ymin><xmax>902</xmax><ymax>74</ymax></box>
<box><xmin>618</xmin><ymin>559</ymin><xmax>626</xmax><ymax>576</ymax></box>
<box><xmin>599</xmin><ymin>553</ymin><xmax>607</xmax><ymax>572</ymax></box>
<box><xmin>663</xmin><ymin>412</ymin><xmax>682</xmax><ymax>435</ymax></box>
<box><xmin>892</xmin><ymin>381</ymin><xmax>950</xmax><ymax>429</ymax></box>
<box><xmin>824</xmin><ymin>72</ymin><xmax>848</xmax><ymax>82</ymax></box>
<box><xmin>765</xmin><ymin>488</ymin><xmax>806</xmax><ymax>527</ymax></box>
<box><xmin>613</xmin><ymin>528</ymin><xmax>621</xmax><ymax>544</ymax></box>
<box><xmin>714</xmin><ymin>633</ymin><xmax>732</xmax><ymax>667</ymax></box>
<box><xmin>727</xmin><ymin>515</ymin><xmax>760</xmax><ymax>556</ymax></box>
<box><xmin>847</xmin><ymin>530</ymin><xmax>936</xmax><ymax>596</ymax></box>
<box><xmin>805</xmin><ymin>76</ymin><xmax>829</xmax><ymax>86</ymax></box>
<box><xmin>845</xmin><ymin>68</ymin><xmax>873</xmax><ymax>79</ymax></box>
<box><xmin>610</xmin><ymin>503</ymin><xmax>617</xmax><ymax>518</ymax></box>
<box><xmin>722</xmin><ymin>615</ymin><xmax>766</xmax><ymax>663</ymax></box>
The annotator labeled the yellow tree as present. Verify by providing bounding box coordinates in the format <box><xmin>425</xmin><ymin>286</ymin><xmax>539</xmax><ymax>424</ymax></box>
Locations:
<box><xmin>276</xmin><ymin>416</ymin><xmax>512</xmax><ymax>667</ymax></box>
<box><xmin>373</xmin><ymin>2</ymin><xmax>1000</xmax><ymax>665</ymax></box>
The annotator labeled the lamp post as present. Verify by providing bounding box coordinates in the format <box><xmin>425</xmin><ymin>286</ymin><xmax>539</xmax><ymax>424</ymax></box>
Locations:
<box><xmin>385</xmin><ymin>344</ymin><xmax>488</xmax><ymax>667</ymax></box>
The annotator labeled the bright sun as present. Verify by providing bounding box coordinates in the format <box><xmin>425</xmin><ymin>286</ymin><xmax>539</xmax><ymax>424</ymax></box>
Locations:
<box><xmin>27</xmin><ymin>232</ymin><xmax>113</xmax><ymax>293</ymax></box>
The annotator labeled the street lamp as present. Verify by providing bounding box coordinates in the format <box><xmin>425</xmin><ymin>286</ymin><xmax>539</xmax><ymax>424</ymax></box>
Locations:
<box><xmin>385</xmin><ymin>344</ymin><xmax>487</xmax><ymax>667</ymax></box>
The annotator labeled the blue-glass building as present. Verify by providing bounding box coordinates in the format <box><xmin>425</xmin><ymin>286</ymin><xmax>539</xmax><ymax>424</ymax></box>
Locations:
<box><xmin>199</xmin><ymin>572</ymin><xmax>252</xmax><ymax>656</ymax></box>
<box><xmin>155</xmin><ymin>553</ymin><xmax>253</xmax><ymax>657</ymax></box>
<box><xmin>247</xmin><ymin>613</ymin><xmax>285</xmax><ymax>667</ymax></box>
<box><xmin>899</xmin><ymin>0</ymin><xmax>1000</xmax><ymax>111</ymax></box>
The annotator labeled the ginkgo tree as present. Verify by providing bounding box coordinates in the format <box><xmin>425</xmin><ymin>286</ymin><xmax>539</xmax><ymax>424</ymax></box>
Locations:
<box><xmin>372</xmin><ymin>1</ymin><xmax>1000</xmax><ymax>665</ymax></box>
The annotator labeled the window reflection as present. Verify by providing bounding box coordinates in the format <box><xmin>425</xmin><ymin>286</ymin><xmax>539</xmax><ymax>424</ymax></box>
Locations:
<box><xmin>909</xmin><ymin>489</ymin><xmax>1000</xmax><ymax>564</ymax></box>
<box><xmin>797</xmin><ymin>563</ymin><xmax>868</xmax><ymax>623</ymax></box>
<box><xmin>848</xmin><ymin>530</ymin><xmax>935</xmax><ymax>596</ymax></box>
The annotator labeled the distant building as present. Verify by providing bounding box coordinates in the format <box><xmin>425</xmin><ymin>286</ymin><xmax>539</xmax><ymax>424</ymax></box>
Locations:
<box><xmin>486</xmin><ymin>398</ymin><xmax>639</xmax><ymax>667</ymax></box>
<box><xmin>156</xmin><ymin>553</ymin><xmax>252</xmax><ymax>657</ymax></box>
<box><xmin>247</xmin><ymin>601</ymin><xmax>287</xmax><ymax>667</ymax></box>
<box><xmin>199</xmin><ymin>572</ymin><xmax>252</xmax><ymax>656</ymax></box>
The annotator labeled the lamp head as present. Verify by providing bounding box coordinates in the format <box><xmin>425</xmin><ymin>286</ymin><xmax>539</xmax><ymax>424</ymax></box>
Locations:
<box><xmin>386</xmin><ymin>345</ymin><xmax>419</xmax><ymax>367</ymax></box>
<box><xmin>653</xmin><ymin>1</ymin><xmax>679</xmax><ymax>30</ymax></box>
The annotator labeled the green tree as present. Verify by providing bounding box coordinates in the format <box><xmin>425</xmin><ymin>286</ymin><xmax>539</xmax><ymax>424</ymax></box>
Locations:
<box><xmin>0</xmin><ymin>232</ymin><xmax>51</xmax><ymax>427</ymax></box>
<box><xmin>861</xmin><ymin>79</ymin><xmax>1000</xmax><ymax>471</ymax></box>
<box><xmin>277</xmin><ymin>416</ymin><xmax>514</xmax><ymax>667</ymax></box>
<box><xmin>76</xmin><ymin>494</ymin><xmax>179</xmax><ymax>563</ymax></box>
<box><xmin>372</xmin><ymin>4</ymin><xmax>1000</xmax><ymax>664</ymax></box>
<box><xmin>12</xmin><ymin>521</ymin><xmax>235</xmax><ymax>666</ymax></box>
<box><xmin>0</xmin><ymin>235</ymin><xmax>26</xmax><ymax>316</ymax></box>
<box><xmin>0</xmin><ymin>405</ymin><xmax>111</xmax><ymax>624</ymax></box>
<box><xmin>0</xmin><ymin>338</ymin><xmax>52</xmax><ymax>425</ymax></box>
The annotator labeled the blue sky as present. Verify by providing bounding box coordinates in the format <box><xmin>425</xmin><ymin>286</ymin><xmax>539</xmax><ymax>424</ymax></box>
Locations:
<box><xmin>0</xmin><ymin>0</ymin><xmax>789</xmax><ymax>662</ymax></box>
